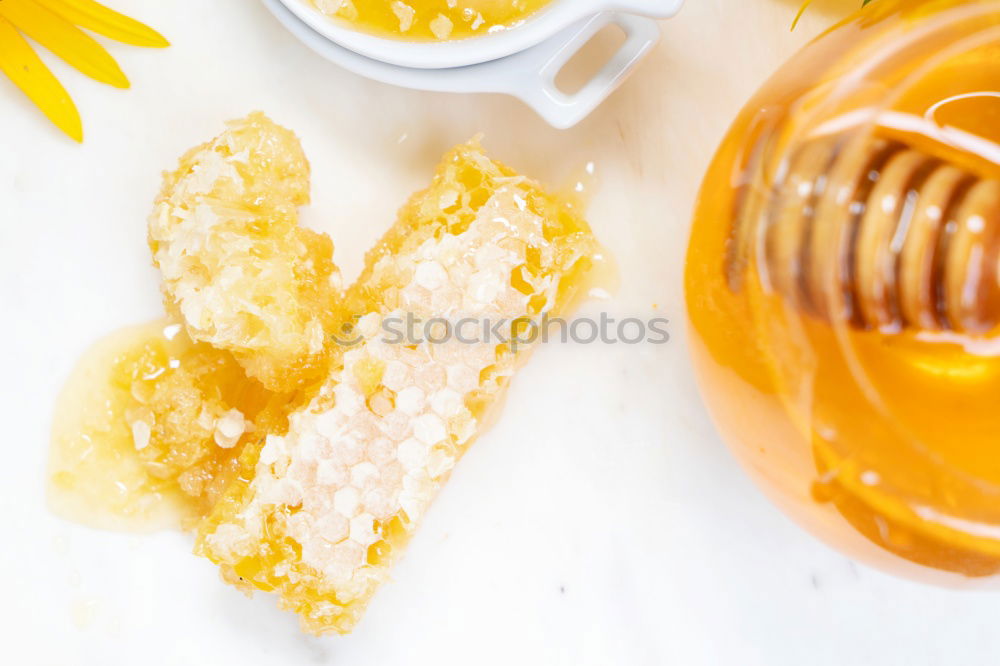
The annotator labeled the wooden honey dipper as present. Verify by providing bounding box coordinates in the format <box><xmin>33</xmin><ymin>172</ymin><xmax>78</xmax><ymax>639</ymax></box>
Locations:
<box><xmin>731</xmin><ymin>133</ymin><xmax>1000</xmax><ymax>334</ymax></box>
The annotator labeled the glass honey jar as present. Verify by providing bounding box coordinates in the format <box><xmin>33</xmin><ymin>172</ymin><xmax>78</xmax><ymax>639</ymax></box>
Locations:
<box><xmin>686</xmin><ymin>0</ymin><xmax>1000</xmax><ymax>581</ymax></box>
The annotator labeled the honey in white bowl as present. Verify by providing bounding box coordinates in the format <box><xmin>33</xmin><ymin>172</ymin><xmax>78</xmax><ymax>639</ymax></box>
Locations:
<box><xmin>313</xmin><ymin>0</ymin><xmax>552</xmax><ymax>40</ymax></box>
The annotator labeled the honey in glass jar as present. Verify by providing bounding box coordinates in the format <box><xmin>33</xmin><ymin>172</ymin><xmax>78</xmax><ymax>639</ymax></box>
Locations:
<box><xmin>686</xmin><ymin>0</ymin><xmax>1000</xmax><ymax>581</ymax></box>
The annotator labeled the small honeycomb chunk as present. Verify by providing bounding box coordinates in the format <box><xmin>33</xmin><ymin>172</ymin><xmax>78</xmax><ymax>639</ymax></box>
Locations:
<box><xmin>49</xmin><ymin>321</ymin><xmax>293</xmax><ymax>528</ymax></box>
<box><xmin>118</xmin><ymin>324</ymin><xmax>289</xmax><ymax>516</ymax></box>
<box><xmin>149</xmin><ymin>112</ymin><xmax>342</xmax><ymax>392</ymax></box>
<box><xmin>197</xmin><ymin>140</ymin><xmax>599</xmax><ymax>634</ymax></box>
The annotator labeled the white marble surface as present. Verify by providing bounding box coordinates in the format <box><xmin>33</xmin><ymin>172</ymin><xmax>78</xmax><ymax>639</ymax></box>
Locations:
<box><xmin>2</xmin><ymin>1</ymin><xmax>998</xmax><ymax>664</ymax></box>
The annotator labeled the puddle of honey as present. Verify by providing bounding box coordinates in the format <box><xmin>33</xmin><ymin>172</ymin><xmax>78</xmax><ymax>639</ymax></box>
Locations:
<box><xmin>48</xmin><ymin>321</ymin><xmax>285</xmax><ymax>532</ymax></box>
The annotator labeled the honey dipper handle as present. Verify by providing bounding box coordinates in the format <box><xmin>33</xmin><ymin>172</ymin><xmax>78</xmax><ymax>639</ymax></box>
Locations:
<box><xmin>497</xmin><ymin>11</ymin><xmax>663</xmax><ymax>129</ymax></box>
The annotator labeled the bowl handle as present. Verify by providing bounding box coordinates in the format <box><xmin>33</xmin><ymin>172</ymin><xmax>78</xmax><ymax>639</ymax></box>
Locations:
<box><xmin>607</xmin><ymin>0</ymin><xmax>685</xmax><ymax>19</ymax></box>
<box><xmin>487</xmin><ymin>12</ymin><xmax>664</xmax><ymax>129</ymax></box>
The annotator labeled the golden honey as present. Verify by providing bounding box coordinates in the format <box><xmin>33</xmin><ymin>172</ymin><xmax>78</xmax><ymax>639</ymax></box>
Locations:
<box><xmin>686</xmin><ymin>0</ymin><xmax>1000</xmax><ymax>579</ymax></box>
<box><xmin>50</xmin><ymin>114</ymin><xmax>330</xmax><ymax>531</ymax></box>
<box><xmin>50</xmin><ymin>112</ymin><xmax>601</xmax><ymax>634</ymax></box>
<box><xmin>314</xmin><ymin>0</ymin><xmax>552</xmax><ymax>40</ymax></box>
<box><xmin>49</xmin><ymin>321</ymin><xmax>288</xmax><ymax>530</ymax></box>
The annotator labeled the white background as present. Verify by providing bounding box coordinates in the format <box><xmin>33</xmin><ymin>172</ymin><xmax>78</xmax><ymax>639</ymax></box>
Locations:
<box><xmin>1</xmin><ymin>0</ymin><xmax>997</xmax><ymax>664</ymax></box>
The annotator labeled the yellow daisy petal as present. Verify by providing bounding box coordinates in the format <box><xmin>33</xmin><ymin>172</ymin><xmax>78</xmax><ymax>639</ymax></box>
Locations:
<box><xmin>0</xmin><ymin>0</ymin><xmax>129</xmax><ymax>89</ymax></box>
<box><xmin>0</xmin><ymin>15</ymin><xmax>82</xmax><ymax>141</ymax></box>
<box><xmin>34</xmin><ymin>0</ymin><xmax>168</xmax><ymax>48</ymax></box>
<box><xmin>792</xmin><ymin>0</ymin><xmax>812</xmax><ymax>30</ymax></box>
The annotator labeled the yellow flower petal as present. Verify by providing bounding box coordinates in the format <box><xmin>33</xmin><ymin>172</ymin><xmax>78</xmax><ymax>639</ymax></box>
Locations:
<box><xmin>0</xmin><ymin>0</ymin><xmax>129</xmax><ymax>89</ymax></box>
<box><xmin>34</xmin><ymin>0</ymin><xmax>168</xmax><ymax>48</ymax></box>
<box><xmin>0</xmin><ymin>16</ymin><xmax>82</xmax><ymax>141</ymax></box>
<box><xmin>792</xmin><ymin>0</ymin><xmax>811</xmax><ymax>30</ymax></box>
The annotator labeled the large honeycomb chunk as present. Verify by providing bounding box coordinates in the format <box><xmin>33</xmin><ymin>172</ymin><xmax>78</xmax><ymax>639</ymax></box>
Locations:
<box><xmin>149</xmin><ymin>112</ymin><xmax>342</xmax><ymax>392</ymax></box>
<box><xmin>196</xmin><ymin>140</ymin><xmax>599</xmax><ymax>634</ymax></box>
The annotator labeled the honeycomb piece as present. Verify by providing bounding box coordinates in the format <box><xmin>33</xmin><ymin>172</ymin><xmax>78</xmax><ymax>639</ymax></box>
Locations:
<box><xmin>119</xmin><ymin>324</ymin><xmax>294</xmax><ymax>517</ymax></box>
<box><xmin>196</xmin><ymin>140</ymin><xmax>599</xmax><ymax>634</ymax></box>
<box><xmin>149</xmin><ymin>112</ymin><xmax>342</xmax><ymax>392</ymax></box>
<box><xmin>49</xmin><ymin>321</ymin><xmax>292</xmax><ymax>529</ymax></box>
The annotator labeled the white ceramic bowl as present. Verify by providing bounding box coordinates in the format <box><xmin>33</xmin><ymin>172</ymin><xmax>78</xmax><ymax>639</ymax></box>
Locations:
<box><xmin>266</xmin><ymin>0</ymin><xmax>684</xmax><ymax>128</ymax></box>
<box><xmin>280</xmin><ymin>0</ymin><xmax>684</xmax><ymax>69</ymax></box>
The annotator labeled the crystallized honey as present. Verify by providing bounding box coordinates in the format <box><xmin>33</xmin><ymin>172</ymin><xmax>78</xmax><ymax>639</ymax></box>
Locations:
<box><xmin>686</xmin><ymin>0</ymin><xmax>1000</xmax><ymax>579</ymax></box>
<box><xmin>314</xmin><ymin>0</ymin><xmax>552</xmax><ymax>40</ymax></box>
